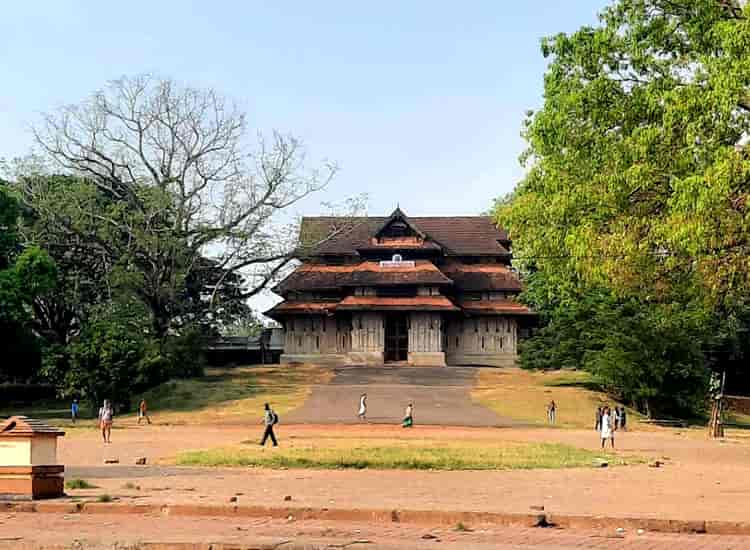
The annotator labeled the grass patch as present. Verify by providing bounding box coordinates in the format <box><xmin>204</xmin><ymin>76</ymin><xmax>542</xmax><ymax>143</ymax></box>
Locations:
<box><xmin>174</xmin><ymin>437</ymin><xmax>637</xmax><ymax>471</ymax></box>
<box><xmin>96</xmin><ymin>494</ymin><xmax>113</xmax><ymax>503</ymax></box>
<box><xmin>139</xmin><ymin>365</ymin><xmax>330</xmax><ymax>424</ymax></box>
<box><xmin>1</xmin><ymin>365</ymin><xmax>329</xmax><ymax>427</ymax></box>
<box><xmin>65</xmin><ymin>479</ymin><xmax>97</xmax><ymax>490</ymax></box>
<box><xmin>472</xmin><ymin>368</ymin><xmax>642</xmax><ymax>429</ymax></box>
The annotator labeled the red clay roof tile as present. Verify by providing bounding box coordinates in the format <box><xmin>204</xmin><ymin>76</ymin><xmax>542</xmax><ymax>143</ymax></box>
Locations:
<box><xmin>274</xmin><ymin>260</ymin><xmax>452</xmax><ymax>294</ymax></box>
<box><xmin>264</xmin><ymin>301</ymin><xmax>338</xmax><ymax>317</ymax></box>
<box><xmin>457</xmin><ymin>299</ymin><xmax>533</xmax><ymax>316</ymax></box>
<box><xmin>337</xmin><ymin>295</ymin><xmax>459</xmax><ymax>312</ymax></box>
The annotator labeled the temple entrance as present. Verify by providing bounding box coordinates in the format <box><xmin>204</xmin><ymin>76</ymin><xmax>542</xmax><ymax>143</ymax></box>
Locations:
<box><xmin>384</xmin><ymin>313</ymin><xmax>409</xmax><ymax>362</ymax></box>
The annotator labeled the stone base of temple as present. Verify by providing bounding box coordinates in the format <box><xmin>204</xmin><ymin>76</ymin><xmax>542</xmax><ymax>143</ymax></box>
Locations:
<box><xmin>280</xmin><ymin>353</ymin><xmax>350</xmax><ymax>366</ymax></box>
<box><xmin>347</xmin><ymin>352</ymin><xmax>385</xmax><ymax>365</ymax></box>
<box><xmin>407</xmin><ymin>352</ymin><xmax>447</xmax><ymax>367</ymax></box>
<box><xmin>446</xmin><ymin>352</ymin><xmax>518</xmax><ymax>368</ymax></box>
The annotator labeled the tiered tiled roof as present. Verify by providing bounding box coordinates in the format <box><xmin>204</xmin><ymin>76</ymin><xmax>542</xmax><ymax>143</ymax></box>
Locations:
<box><xmin>266</xmin><ymin>209</ymin><xmax>533</xmax><ymax>320</ymax></box>
<box><xmin>275</xmin><ymin>260</ymin><xmax>452</xmax><ymax>294</ymax></box>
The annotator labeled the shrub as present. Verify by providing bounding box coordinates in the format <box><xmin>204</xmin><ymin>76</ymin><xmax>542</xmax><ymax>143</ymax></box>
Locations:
<box><xmin>65</xmin><ymin>479</ymin><xmax>97</xmax><ymax>490</ymax></box>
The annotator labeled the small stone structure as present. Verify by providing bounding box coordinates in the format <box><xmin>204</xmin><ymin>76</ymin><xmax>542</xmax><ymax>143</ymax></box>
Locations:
<box><xmin>0</xmin><ymin>416</ymin><xmax>65</xmax><ymax>499</ymax></box>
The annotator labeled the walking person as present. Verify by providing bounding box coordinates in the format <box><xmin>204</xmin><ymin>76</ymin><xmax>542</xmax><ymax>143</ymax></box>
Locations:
<box><xmin>595</xmin><ymin>406</ymin><xmax>603</xmax><ymax>431</ymax></box>
<box><xmin>137</xmin><ymin>398</ymin><xmax>151</xmax><ymax>425</ymax></box>
<box><xmin>98</xmin><ymin>400</ymin><xmax>114</xmax><ymax>444</ymax></box>
<box><xmin>600</xmin><ymin>406</ymin><xmax>615</xmax><ymax>449</ymax></box>
<box><xmin>547</xmin><ymin>400</ymin><xmax>557</xmax><ymax>425</ymax></box>
<box><xmin>620</xmin><ymin>407</ymin><xmax>627</xmax><ymax>431</ymax></box>
<box><xmin>402</xmin><ymin>403</ymin><xmax>414</xmax><ymax>428</ymax></box>
<box><xmin>260</xmin><ymin>403</ymin><xmax>279</xmax><ymax>447</ymax></box>
<box><xmin>71</xmin><ymin>399</ymin><xmax>79</xmax><ymax>424</ymax></box>
<box><xmin>357</xmin><ymin>393</ymin><xmax>367</xmax><ymax>421</ymax></box>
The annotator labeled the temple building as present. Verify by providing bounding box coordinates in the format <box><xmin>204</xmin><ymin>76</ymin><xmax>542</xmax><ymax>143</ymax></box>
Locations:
<box><xmin>265</xmin><ymin>208</ymin><xmax>533</xmax><ymax>367</ymax></box>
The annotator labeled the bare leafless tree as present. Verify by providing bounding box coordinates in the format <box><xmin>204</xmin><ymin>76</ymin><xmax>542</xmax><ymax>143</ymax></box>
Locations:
<box><xmin>30</xmin><ymin>75</ymin><xmax>337</xmax><ymax>335</ymax></box>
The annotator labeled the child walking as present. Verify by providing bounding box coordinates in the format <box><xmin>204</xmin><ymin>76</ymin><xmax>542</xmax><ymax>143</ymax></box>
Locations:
<box><xmin>402</xmin><ymin>403</ymin><xmax>414</xmax><ymax>428</ymax></box>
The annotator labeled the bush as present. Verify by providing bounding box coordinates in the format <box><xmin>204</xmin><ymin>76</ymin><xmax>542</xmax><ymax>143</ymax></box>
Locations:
<box><xmin>65</xmin><ymin>479</ymin><xmax>97</xmax><ymax>490</ymax></box>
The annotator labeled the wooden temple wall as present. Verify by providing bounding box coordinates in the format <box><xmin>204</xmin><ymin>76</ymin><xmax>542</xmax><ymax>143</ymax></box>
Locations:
<box><xmin>350</xmin><ymin>313</ymin><xmax>384</xmax><ymax>352</ymax></box>
<box><xmin>445</xmin><ymin>316</ymin><xmax>518</xmax><ymax>367</ymax></box>
<box><xmin>284</xmin><ymin>316</ymin><xmax>350</xmax><ymax>355</ymax></box>
<box><xmin>408</xmin><ymin>313</ymin><xmax>443</xmax><ymax>353</ymax></box>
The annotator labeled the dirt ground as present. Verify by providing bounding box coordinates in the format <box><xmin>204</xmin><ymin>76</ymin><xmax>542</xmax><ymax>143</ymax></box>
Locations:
<box><xmin>56</xmin><ymin>422</ymin><xmax>750</xmax><ymax>523</ymax></box>
<box><xmin>3</xmin><ymin>513</ymin><xmax>750</xmax><ymax>549</ymax></box>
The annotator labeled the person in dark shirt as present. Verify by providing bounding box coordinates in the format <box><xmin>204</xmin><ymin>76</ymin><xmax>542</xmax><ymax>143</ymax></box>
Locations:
<box><xmin>260</xmin><ymin>403</ymin><xmax>279</xmax><ymax>446</ymax></box>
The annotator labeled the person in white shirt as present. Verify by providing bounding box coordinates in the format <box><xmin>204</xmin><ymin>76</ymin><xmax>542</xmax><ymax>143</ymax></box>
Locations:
<box><xmin>98</xmin><ymin>400</ymin><xmax>114</xmax><ymax>444</ymax></box>
<box><xmin>402</xmin><ymin>403</ymin><xmax>413</xmax><ymax>428</ymax></box>
<box><xmin>600</xmin><ymin>406</ymin><xmax>615</xmax><ymax>449</ymax></box>
<box><xmin>357</xmin><ymin>393</ymin><xmax>367</xmax><ymax>421</ymax></box>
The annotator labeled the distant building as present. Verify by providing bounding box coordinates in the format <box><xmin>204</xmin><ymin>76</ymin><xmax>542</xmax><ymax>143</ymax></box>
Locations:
<box><xmin>205</xmin><ymin>328</ymin><xmax>284</xmax><ymax>366</ymax></box>
<box><xmin>265</xmin><ymin>208</ymin><xmax>533</xmax><ymax>367</ymax></box>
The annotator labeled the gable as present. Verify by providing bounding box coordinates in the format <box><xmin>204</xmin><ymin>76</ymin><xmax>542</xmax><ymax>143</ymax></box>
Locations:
<box><xmin>299</xmin><ymin>215</ymin><xmax>510</xmax><ymax>257</ymax></box>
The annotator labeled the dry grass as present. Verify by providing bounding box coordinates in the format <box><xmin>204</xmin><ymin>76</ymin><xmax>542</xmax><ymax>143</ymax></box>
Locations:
<box><xmin>472</xmin><ymin>368</ymin><xmax>643</xmax><ymax>429</ymax></box>
<box><xmin>175</xmin><ymin>434</ymin><xmax>637</xmax><ymax>470</ymax></box>
<box><xmin>140</xmin><ymin>365</ymin><xmax>331</xmax><ymax>424</ymax></box>
<box><xmin>2</xmin><ymin>365</ymin><xmax>330</xmax><ymax>429</ymax></box>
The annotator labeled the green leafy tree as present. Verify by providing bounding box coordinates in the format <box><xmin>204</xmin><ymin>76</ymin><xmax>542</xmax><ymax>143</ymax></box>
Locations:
<box><xmin>495</xmin><ymin>0</ymin><xmax>750</xmax><ymax>412</ymax></box>
<box><xmin>497</xmin><ymin>0</ymin><xmax>750</xmax><ymax>302</ymax></box>
<box><xmin>519</xmin><ymin>272</ymin><xmax>710</xmax><ymax>415</ymax></box>
<box><xmin>0</xmin><ymin>187</ymin><xmax>57</xmax><ymax>382</ymax></box>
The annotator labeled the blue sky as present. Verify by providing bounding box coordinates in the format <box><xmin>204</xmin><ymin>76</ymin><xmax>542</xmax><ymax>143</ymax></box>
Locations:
<box><xmin>1</xmin><ymin>0</ymin><xmax>609</xmax><ymax>218</ymax></box>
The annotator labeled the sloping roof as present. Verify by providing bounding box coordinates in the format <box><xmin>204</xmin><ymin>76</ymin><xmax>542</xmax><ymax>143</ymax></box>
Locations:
<box><xmin>337</xmin><ymin>295</ymin><xmax>459</xmax><ymax>312</ymax></box>
<box><xmin>457</xmin><ymin>299</ymin><xmax>533</xmax><ymax>316</ymax></box>
<box><xmin>373</xmin><ymin>207</ymin><xmax>427</xmax><ymax>239</ymax></box>
<box><xmin>441</xmin><ymin>262</ymin><xmax>523</xmax><ymax>292</ymax></box>
<box><xmin>264</xmin><ymin>301</ymin><xmax>338</xmax><ymax>318</ymax></box>
<box><xmin>299</xmin><ymin>215</ymin><xmax>510</xmax><ymax>257</ymax></box>
<box><xmin>274</xmin><ymin>260</ymin><xmax>453</xmax><ymax>294</ymax></box>
<box><xmin>0</xmin><ymin>416</ymin><xmax>65</xmax><ymax>437</ymax></box>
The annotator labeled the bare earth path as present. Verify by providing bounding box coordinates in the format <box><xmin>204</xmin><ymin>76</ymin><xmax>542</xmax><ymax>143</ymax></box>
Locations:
<box><xmin>57</xmin><ymin>423</ymin><xmax>750</xmax><ymax>523</ymax></box>
<box><xmin>4</xmin><ymin>513</ymin><xmax>750</xmax><ymax>549</ymax></box>
<box><xmin>284</xmin><ymin>366</ymin><xmax>522</xmax><ymax>426</ymax></box>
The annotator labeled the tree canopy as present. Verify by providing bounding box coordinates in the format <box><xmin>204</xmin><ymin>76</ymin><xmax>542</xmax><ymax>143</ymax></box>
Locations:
<box><xmin>495</xmin><ymin>0</ymin><xmax>750</xmax><ymax>413</ymax></box>
<box><xmin>0</xmin><ymin>75</ymin><xmax>338</xmax><ymax>407</ymax></box>
<box><xmin>26</xmin><ymin>75</ymin><xmax>335</xmax><ymax>337</ymax></box>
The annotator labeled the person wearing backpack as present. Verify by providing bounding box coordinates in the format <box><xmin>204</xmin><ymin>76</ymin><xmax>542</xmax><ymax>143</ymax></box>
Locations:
<box><xmin>260</xmin><ymin>402</ymin><xmax>279</xmax><ymax>446</ymax></box>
